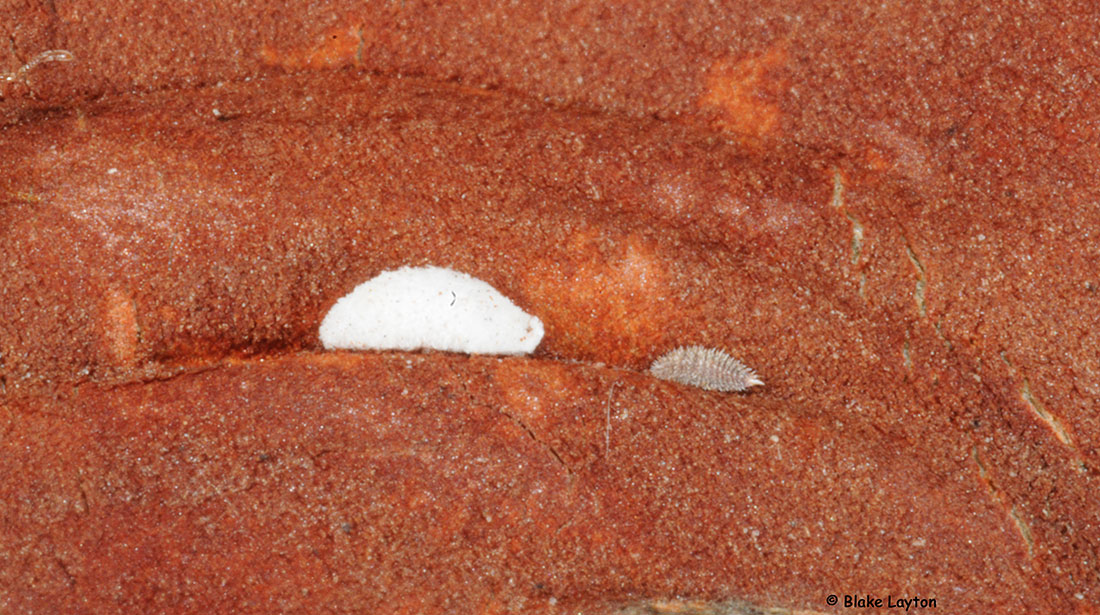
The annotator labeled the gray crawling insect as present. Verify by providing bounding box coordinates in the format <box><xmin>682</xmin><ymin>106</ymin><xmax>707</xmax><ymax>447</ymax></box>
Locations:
<box><xmin>650</xmin><ymin>345</ymin><xmax>763</xmax><ymax>392</ymax></box>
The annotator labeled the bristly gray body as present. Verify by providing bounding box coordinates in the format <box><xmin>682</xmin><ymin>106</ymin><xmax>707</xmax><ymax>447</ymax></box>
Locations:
<box><xmin>649</xmin><ymin>346</ymin><xmax>763</xmax><ymax>392</ymax></box>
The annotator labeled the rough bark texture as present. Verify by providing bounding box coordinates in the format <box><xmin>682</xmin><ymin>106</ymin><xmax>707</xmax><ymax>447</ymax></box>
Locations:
<box><xmin>2</xmin><ymin>2</ymin><xmax>1098</xmax><ymax>614</ymax></box>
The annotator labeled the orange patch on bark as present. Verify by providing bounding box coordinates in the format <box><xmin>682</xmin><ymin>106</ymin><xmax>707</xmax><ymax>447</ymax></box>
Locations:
<box><xmin>862</xmin><ymin>123</ymin><xmax>934</xmax><ymax>181</ymax></box>
<box><xmin>525</xmin><ymin>231</ymin><xmax>670</xmax><ymax>364</ymax></box>
<box><xmin>865</xmin><ymin>147</ymin><xmax>893</xmax><ymax>173</ymax></box>
<box><xmin>261</xmin><ymin>24</ymin><xmax>362</xmax><ymax>70</ymax></box>
<box><xmin>494</xmin><ymin>360</ymin><xmax>584</xmax><ymax>421</ymax></box>
<box><xmin>700</xmin><ymin>46</ymin><xmax>787</xmax><ymax>143</ymax></box>
<box><xmin>102</xmin><ymin>288</ymin><xmax>138</xmax><ymax>365</ymax></box>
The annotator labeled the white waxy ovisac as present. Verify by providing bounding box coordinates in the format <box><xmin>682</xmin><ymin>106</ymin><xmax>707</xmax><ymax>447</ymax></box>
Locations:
<box><xmin>319</xmin><ymin>266</ymin><xmax>543</xmax><ymax>355</ymax></box>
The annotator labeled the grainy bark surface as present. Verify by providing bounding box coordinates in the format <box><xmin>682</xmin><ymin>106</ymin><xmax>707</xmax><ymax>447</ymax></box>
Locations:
<box><xmin>0</xmin><ymin>353</ymin><xmax>1053</xmax><ymax>613</ymax></box>
<box><xmin>2</xmin><ymin>2</ymin><xmax>1098</xmax><ymax>613</ymax></box>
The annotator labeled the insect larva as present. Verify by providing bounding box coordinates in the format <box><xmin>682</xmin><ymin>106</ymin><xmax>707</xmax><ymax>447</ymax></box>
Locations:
<box><xmin>649</xmin><ymin>346</ymin><xmax>763</xmax><ymax>392</ymax></box>
<box><xmin>2</xmin><ymin>50</ymin><xmax>74</xmax><ymax>84</ymax></box>
<box><xmin>2</xmin><ymin>49</ymin><xmax>74</xmax><ymax>100</ymax></box>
